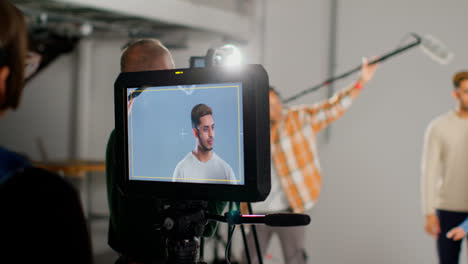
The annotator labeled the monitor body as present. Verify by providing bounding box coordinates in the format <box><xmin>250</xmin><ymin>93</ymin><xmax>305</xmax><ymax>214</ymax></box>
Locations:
<box><xmin>114</xmin><ymin>64</ymin><xmax>271</xmax><ymax>202</ymax></box>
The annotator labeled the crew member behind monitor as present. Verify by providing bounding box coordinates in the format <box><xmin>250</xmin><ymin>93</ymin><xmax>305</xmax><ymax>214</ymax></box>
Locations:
<box><xmin>172</xmin><ymin>103</ymin><xmax>237</xmax><ymax>184</ymax></box>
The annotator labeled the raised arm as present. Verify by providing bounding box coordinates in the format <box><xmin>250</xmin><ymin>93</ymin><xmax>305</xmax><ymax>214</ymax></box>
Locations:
<box><xmin>295</xmin><ymin>57</ymin><xmax>378</xmax><ymax>132</ymax></box>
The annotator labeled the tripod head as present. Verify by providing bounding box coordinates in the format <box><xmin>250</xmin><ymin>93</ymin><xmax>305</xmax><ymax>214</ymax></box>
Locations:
<box><xmin>158</xmin><ymin>200</ymin><xmax>209</xmax><ymax>264</ymax></box>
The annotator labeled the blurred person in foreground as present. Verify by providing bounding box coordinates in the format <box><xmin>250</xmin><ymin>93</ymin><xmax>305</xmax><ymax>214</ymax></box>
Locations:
<box><xmin>0</xmin><ymin>1</ymin><xmax>92</xmax><ymax>263</ymax></box>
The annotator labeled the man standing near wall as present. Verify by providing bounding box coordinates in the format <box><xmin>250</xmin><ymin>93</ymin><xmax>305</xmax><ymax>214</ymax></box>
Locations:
<box><xmin>421</xmin><ymin>71</ymin><xmax>468</xmax><ymax>264</ymax></box>
<box><xmin>242</xmin><ymin>58</ymin><xmax>378</xmax><ymax>264</ymax></box>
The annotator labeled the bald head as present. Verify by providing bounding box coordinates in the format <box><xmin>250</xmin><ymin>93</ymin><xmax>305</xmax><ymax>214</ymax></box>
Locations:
<box><xmin>120</xmin><ymin>39</ymin><xmax>175</xmax><ymax>72</ymax></box>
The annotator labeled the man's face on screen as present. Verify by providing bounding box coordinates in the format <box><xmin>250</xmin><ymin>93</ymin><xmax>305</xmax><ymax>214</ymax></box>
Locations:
<box><xmin>195</xmin><ymin>114</ymin><xmax>215</xmax><ymax>151</ymax></box>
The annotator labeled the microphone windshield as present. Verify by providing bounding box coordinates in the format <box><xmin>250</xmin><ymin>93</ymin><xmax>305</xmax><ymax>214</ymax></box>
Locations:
<box><xmin>420</xmin><ymin>34</ymin><xmax>454</xmax><ymax>65</ymax></box>
<box><xmin>265</xmin><ymin>213</ymin><xmax>311</xmax><ymax>227</ymax></box>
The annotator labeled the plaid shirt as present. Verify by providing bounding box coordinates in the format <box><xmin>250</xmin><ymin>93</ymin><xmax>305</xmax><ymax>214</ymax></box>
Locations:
<box><xmin>270</xmin><ymin>83</ymin><xmax>359</xmax><ymax>213</ymax></box>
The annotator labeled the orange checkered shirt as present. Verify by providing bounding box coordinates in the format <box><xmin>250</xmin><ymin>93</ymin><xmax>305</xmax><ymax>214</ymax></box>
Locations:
<box><xmin>270</xmin><ymin>83</ymin><xmax>360</xmax><ymax>213</ymax></box>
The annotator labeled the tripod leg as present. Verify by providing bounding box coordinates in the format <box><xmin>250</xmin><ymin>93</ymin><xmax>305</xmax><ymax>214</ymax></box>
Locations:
<box><xmin>213</xmin><ymin>227</ymin><xmax>219</xmax><ymax>262</ymax></box>
<box><xmin>248</xmin><ymin>203</ymin><xmax>263</xmax><ymax>264</ymax></box>
<box><xmin>200</xmin><ymin>237</ymin><xmax>205</xmax><ymax>261</ymax></box>
<box><xmin>240</xmin><ymin>224</ymin><xmax>252</xmax><ymax>264</ymax></box>
<box><xmin>227</xmin><ymin>201</ymin><xmax>234</xmax><ymax>260</ymax></box>
<box><xmin>234</xmin><ymin>202</ymin><xmax>252</xmax><ymax>264</ymax></box>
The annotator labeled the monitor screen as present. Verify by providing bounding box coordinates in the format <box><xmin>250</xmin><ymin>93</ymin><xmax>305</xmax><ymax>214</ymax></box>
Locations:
<box><xmin>126</xmin><ymin>82</ymin><xmax>244</xmax><ymax>185</ymax></box>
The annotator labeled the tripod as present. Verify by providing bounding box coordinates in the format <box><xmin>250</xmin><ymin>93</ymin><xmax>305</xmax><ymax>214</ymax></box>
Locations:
<box><xmin>117</xmin><ymin>200</ymin><xmax>310</xmax><ymax>264</ymax></box>
<box><xmin>208</xmin><ymin>202</ymin><xmax>263</xmax><ymax>264</ymax></box>
<box><xmin>206</xmin><ymin>202</ymin><xmax>310</xmax><ymax>264</ymax></box>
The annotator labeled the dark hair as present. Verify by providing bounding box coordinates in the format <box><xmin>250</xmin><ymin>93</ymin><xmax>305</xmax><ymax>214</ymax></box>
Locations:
<box><xmin>453</xmin><ymin>71</ymin><xmax>468</xmax><ymax>89</ymax></box>
<box><xmin>191</xmin><ymin>104</ymin><xmax>212</xmax><ymax>129</ymax></box>
<box><xmin>0</xmin><ymin>0</ymin><xmax>28</xmax><ymax>110</ymax></box>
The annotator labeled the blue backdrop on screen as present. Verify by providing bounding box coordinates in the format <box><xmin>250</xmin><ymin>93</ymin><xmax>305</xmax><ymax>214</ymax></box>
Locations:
<box><xmin>128</xmin><ymin>82</ymin><xmax>244</xmax><ymax>185</ymax></box>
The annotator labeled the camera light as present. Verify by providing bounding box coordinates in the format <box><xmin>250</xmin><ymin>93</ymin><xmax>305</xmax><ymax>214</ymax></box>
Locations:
<box><xmin>219</xmin><ymin>44</ymin><xmax>242</xmax><ymax>66</ymax></box>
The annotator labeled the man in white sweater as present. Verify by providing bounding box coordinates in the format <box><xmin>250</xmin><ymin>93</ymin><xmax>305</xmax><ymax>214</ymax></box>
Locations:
<box><xmin>421</xmin><ymin>71</ymin><xmax>468</xmax><ymax>264</ymax></box>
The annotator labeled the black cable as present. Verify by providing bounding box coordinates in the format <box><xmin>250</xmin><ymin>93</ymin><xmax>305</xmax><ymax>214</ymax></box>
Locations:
<box><xmin>225</xmin><ymin>225</ymin><xmax>236</xmax><ymax>264</ymax></box>
<box><xmin>205</xmin><ymin>212</ymin><xmax>227</xmax><ymax>223</ymax></box>
<box><xmin>200</xmin><ymin>237</ymin><xmax>205</xmax><ymax>261</ymax></box>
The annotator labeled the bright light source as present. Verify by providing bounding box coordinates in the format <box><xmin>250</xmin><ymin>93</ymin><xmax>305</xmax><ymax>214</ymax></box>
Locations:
<box><xmin>219</xmin><ymin>44</ymin><xmax>242</xmax><ymax>66</ymax></box>
<box><xmin>80</xmin><ymin>23</ymin><xmax>94</xmax><ymax>36</ymax></box>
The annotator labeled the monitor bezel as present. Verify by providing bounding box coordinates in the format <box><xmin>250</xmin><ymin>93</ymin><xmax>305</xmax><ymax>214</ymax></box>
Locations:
<box><xmin>114</xmin><ymin>65</ymin><xmax>270</xmax><ymax>202</ymax></box>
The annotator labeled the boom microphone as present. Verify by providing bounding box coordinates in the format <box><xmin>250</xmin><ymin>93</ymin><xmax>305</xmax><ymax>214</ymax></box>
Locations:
<box><xmin>222</xmin><ymin>212</ymin><xmax>311</xmax><ymax>227</ymax></box>
<box><xmin>265</xmin><ymin>213</ymin><xmax>311</xmax><ymax>227</ymax></box>
<box><xmin>419</xmin><ymin>34</ymin><xmax>454</xmax><ymax>65</ymax></box>
<box><xmin>283</xmin><ymin>32</ymin><xmax>454</xmax><ymax>103</ymax></box>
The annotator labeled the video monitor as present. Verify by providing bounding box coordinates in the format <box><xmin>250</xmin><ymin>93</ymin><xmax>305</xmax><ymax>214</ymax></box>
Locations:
<box><xmin>114</xmin><ymin>65</ymin><xmax>270</xmax><ymax>202</ymax></box>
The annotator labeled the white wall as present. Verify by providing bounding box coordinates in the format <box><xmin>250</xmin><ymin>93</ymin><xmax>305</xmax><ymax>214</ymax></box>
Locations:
<box><xmin>0</xmin><ymin>53</ymin><xmax>75</xmax><ymax>161</ymax></box>
<box><xmin>263</xmin><ymin>0</ymin><xmax>331</xmax><ymax>106</ymax></box>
